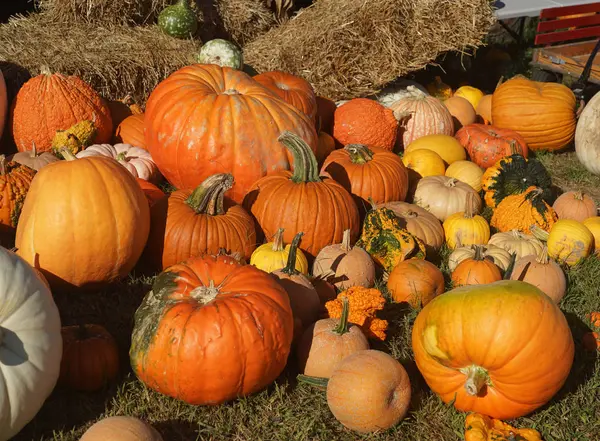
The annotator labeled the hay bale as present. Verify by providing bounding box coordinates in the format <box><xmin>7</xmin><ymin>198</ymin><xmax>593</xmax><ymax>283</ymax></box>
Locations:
<box><xmin>244</xmin><ymin>0</ymin><xmax>496</xmax><ymax>100</ymax></box>
<box><xmin>0</xmin><ymin>13</ymin><xmax>200</xmax><ymax>103</ymax></box>
<box><xmin>217</xmin><ymin>0</ymin><xmax>276</xmax><ymax>45</ymax></box>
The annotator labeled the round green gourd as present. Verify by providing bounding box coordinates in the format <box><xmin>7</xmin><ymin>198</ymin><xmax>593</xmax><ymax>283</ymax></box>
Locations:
<box><xmin>158</xmin><ymin>0</ymin><xmax>198</xmax><ymax>39</ymax></box>
<box><xmin>196</xmin><ymin>39</ymin><xmax>244</xmax><ymax>70</ymax></box>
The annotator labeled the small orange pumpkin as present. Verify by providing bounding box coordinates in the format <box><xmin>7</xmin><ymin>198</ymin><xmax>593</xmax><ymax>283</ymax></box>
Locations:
<box><xmin>115</xmin><ymin>114</ymin><xmax>145</xmax><ymax>149</ymax></box>
<box><xmin>387</xmin><ymin>259</ymin><xmax>444</xmax><ymax>307</ymax></box>
<box><xmin>552</xmin><ymin>190</ymin><xmax>596</xmax><ymax>222</ymax></box>
<box><xmin>451</xmin><ymin>245</ymin><xmax>502</xmax><ymax>286</ymax></box>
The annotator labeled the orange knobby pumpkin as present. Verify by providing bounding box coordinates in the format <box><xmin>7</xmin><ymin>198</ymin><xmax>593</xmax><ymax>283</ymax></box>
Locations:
<box><xmin>145</xmin><ymin>173</ymin><xmax>257</xmax><ymax>271</ymax></box>
<box><xmin>115</xmin><ymin>114</ymin><xmax>145</xmax><ymax>149</ymax></box>
<box><xmin>145</xmin><ymin>64</ymin><xmax>318</xmax><ymax>203</ymax></box>
<box><xmin>412</xmin><ymin>280</ymin><xmax>574</xmax><ymax>419</ymax></box>
<box><xmin>455</xmin><ymin>124</ymin><xmax>528</xmax><ymax>169</ymax></box>
<box><xmin>254</xmin><ymin>70</ymin><xmax>318</xmax><ymax>123</ymax></box>
<box><xmin>0</xmin><ymin>155</ymin><xmax>36</xmax><ymax>233</ymax></box>
<box><xmin>10</xmin><ymin>68</ymin><xmax>113</xmax><ymax>152</ymax></box>
<box><xmin>321</xmin><ymin>144</ymin><xmax>409</xmax><ymax>216</ymax></box>
<box><xmin>130</xmin><ymin>254</ymin><xmax>294</xmax><ymax>405</ymax></box>
<box><xmin>244</xmin><ymin>131</ymin><xmax>360</xmax><ymax>261</ymax></box>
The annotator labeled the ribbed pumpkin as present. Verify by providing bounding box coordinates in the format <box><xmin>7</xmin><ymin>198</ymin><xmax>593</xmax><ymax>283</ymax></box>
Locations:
<box><xmin>387</xmin><ymin>259</ymin><xmax>444</xmax><ymax>306</ymax></box>
<box><xmin>532</xmin><ymin>220</ymin><xmax>594</xmax><ymax>266</ymax></box>
<box><xmin>8</xmin><ymin>142</ymin><xmax>60</xmax><ymax>171</ymax></box>
<box><xmin>443</xmin><ymin>193</ymin><xmax>490</xmax><ymax>249</ymax></box>
<box><xmin>254</xmin><ymin>71</ymin><xmax>318</xmax><ymax>123</ymax></box>
<box><xmin>412</xmin><ymin>280</ymin><xmax>574</xmax><ymax>419</ymax></box>
<box><xmin>0</xmin><ymin>156</ymin><xmax>36</xmax><ymax>233</ymax></box>
<box><xmin>487</xmin><ymin>230</ymin><xmax>544</xmax><ymax>260</ymax></box>
<box><xmin>451</xmin><ymin>245</ymin><xmax>502</xmax><ymax>286</ymax></box>
<box><xmin>130</xmin><ymin>254</ymin><xmax>294</xmax><ymax>405</ymax></box>
<box><xmin>15</xmin><ymin>151</ymin><xmax>150</xmax><ymax>290</ymax></box>
<box><xmin>145</xmin><ymin>173</ymin><xmax>256</xmax><ymax>271</ymax></box>
<box><xmin>443</xmin><ymin>96</ymin><xmax>476</xmax><ymax>131</ymax></box>
<box><xmin>476</xmin><ymin>94</ymin><xmax>493</xmax><ymax>124</ymax></box>
<box><xmin>250</xmin><ymin>228</ymin><xmax>309</xmax><ymax>275</ymax></box>
<box><xmin>491</xmin><ymin>186</ymin><xmax>558</xmax><ymax>234</ymax></box>
<box><xmin>511</xmin><ymin>246</ymin><xmax>566</xmax><ymax>303</ymax></box>
<box><xmin>448</xmin><ymin>244</ymin><xmax>513</xmax><ymax>272</ymax></box>
<box><xmin>583</xmin><ymin>216</ymin><xmax>600</xmax><ymax>252</ymax></box>
<box><xmin>388</xmin><ymin>86</ymin><xmax>454</xmax><ymax>149</ymax></box>
<box><xmin>145</xmin><ymin>64</ymin><xmax>318</xmax><ymax>203</ymax></box>
<box><xmin>455</xmin><ymin>124</ymin><xmax>528</xmax><ymax>169</ymax></box>
<box><xmin>10</xmin><ymin>68</ymin><xmax>113</xmax><ymax>153</ymax></box>
<box><xmin>377</xmin><ymin>201</ymin><xmax>444</xmax><ymax>255</ymax></box>
<box><xmin>552</xmin><ymin>190</ymin><xmax>596</xmax><ymax>222</ymax></box>
<box><xmin>321</xmin><ymin>144</ymin><xmax>409</xmax><ymax>215</ymax></box>
<box><xmin>316</xmin><ymin>131</ymin><xmax>336</xmax><ymax>166</ymax></box>
<box><xmin>414</xmin><ymin>175</ymin><xmax>482</xmax><ymax>221</ymax></box>
<box><xmin>575</xmin><ymin>89</ymin><xmax>600</xmax><ymax>175</ymax></box>
<box><xmin>244</xmin><ymin>132</ymin><xmax>360</xmax><ymax>261</ymax></box>
<box><xmin>136</xmin><ymin>178</ymin><xmax>165</xmax><ymax>207</ymax></box>
<box><xmin>404</xmin><ymin>134</ymin><xmax>467</xmax><ymax>166</ymax></box>
<box><xmin>80</xmin><ymin>416</ymin><xmax>163</xmax><ymax>441</ymax></box>
<box><xmin>491</xmin><ymin>76</ymin><xmax>576</xmax><ymax>151</ymax></box>
<box><xmin>444</xmin><ymin>160</ymin><xmax>483</xmax><ymax>192</ymax></box>
<box><xmin>115</xmin><ymin>114</ymin><xmax>145</xmax><ymax>149</ymax></box>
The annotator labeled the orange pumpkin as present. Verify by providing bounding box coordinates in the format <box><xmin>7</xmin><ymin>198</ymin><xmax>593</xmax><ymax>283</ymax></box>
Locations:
<box><xmin>491</xmin><ymin>76</ymin><xmax>576</xmax><ymax>151</ymax></box>
<box><xmin>476</xmin><ymin>94</ymin><xmax>493</xmax><ymax>124</ymax></box>
<box><xmin>387</xmin><ymin>259</ymin><xmax>444</xmax><ymax>307</ymax></box>
<box><xmin>321</xmin><ymin>144</ymin><xmax>409</xmax><ymax>215</ymax></box>
<box><xmin>316</xmin><ymin>131</ymin><xmax>336</xmax><ymax>166</ymax></box>
<box><xmin>59</xmin><ymin>324</ymin><xmax>119</xmax><ymax>392</ymax></box>
<box><xmin>10</xmin><ymin>68</ymin><xmax>113</xmax><ymax>152</ymax></box>
<box><xmin>145</xmin><ymin>173</ymin><xmax>256</xmax><ymax>271</ymax></box>
<box><xmin>552</xmin><ymin>190</ymin><xmax>596</xmax><ymax>222</ymax></box>
<box><xmin>15</xmin><ymin>151</ymin><xmax>150</xmax><ymax>290</ymax></box>
<box><xmin>451</xmin><ymin>245</ymin><xmax>502</xmax><ymax>286</ymax></box>
<box><xmin>0</xmin><ymin>156</ymin><xmax>36</xmax><ymax>233</ymax></box>
<box><xmin>412</xmin><ymin>280</ymin><xmax>574</xmax><ymax>419</ymax></box>
<box><xmin>136</xmin><ymin>178</ymin><xmax>165</xmax><ymax>207</ymax></box>
<box><xmin>316</xmin><ymin>96</ymin><xmax>337</xmax><ymax>134</ymax></box>
<box><xmin>144</xmin><ymin>64</ymin><xmax>318</xmax><ymax>204</ymax></box>
<box><xmin>107</xmin><ymin>95</ymin><xmax>143</xmax><ymax>127</ymax></box>
<box><xmin>115</xmin><ymin>114</ymin><xmax>145</xmax><ymax>149</ymax></box>
<box><xmin>455</xmin><ymin>124</ymin><xmax>528</xmax><ymax>169</ymax></box>
<box><xmin>244</xmin><ymin>132</ymin><xmax>360</xmax><ymax>261</ymax></box>
<box><xmin>130</xmin><ymin>254</ymin><xmax>294</xmax><ymax>405</ymax></box>
<box><xmin>443</xmin><ymin>96</ymin><xmax>476</xmax><ymax>131</ymax></box>
<box><xmin>254</xmin><ymin>70</ymin><xmax>317</xmax><ymax>123</ymax></box>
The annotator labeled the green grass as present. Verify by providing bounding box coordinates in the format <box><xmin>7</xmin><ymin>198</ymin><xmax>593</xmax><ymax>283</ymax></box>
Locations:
<box><xmin>9</xmin><ymin>149</ymin><xmax>600</xmax><ymax>441</ymax></box>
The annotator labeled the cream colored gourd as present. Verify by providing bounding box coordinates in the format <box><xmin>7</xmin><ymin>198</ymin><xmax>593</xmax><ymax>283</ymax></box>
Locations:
<box><xmin>448</xmin><ymin>244</ymin><xmax>513</xmax><ymax>272</ymax></box>
<box><xmin>414</xmin><ymin>175</ymin><xmax>481</xmax><ymax>221</ymax></box>
<box><xmin>80</xmin><ymin>416</ymin><xmax>163</xmax><ymax>441</ymax></box>
<box><xmin>552</xmin><ymin>191</ymin><xmax>597</xmax><ymax>222</ymax></box>
<box><xmin>510</xmin><ymin>246</ymin><xmax>566</xmax><ymax>304</ymax></box>
<box><xmin>0</xmin><ymin>247</ymin><xmax>62</xmax><ymax>441</ymax></box>
<box><xmin>8</xmin><ymin>142</ymin><xmax>60</xmax><ymax>171</ymax></box>
<box><xmin>313</xmin><ymin>229</ymin><xmax>375</xmax><ymax>289</ymax></box>
<box><xmin>487</xmin><ymin>230</ymin><xmax>544</xmax><ymax>260</ymax></box>
<box><xmin>575</xmin><ymin>90</ymin><xmax>600</xmax><ymax>175</ymax></box>
<box><xmin>250</xmin><ymin>228</ymin><xmax>309</xmax><ymax>274</ymax></box>
<box><xmin>443</xmin><ymin>193</ymin><xmax>490</xmax><ymax>249</ymax></box>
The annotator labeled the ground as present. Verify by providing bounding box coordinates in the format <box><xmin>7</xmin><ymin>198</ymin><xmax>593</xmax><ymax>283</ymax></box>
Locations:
<box><xmin>9</xmin><ymin>147</ymin><xmax>600</xmax><ymax>441</ymax></box>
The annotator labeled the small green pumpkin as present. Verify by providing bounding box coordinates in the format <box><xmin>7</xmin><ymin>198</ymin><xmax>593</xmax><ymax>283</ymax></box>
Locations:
<box><xmin>356</xmin><ymin>206</ymin><xmax>426</xmax><ymax>273</ymax></box>
<box><xmin>196</xmin><ymin>39</ymin><xmax>244</xmax><ymax>70</ymax></box>
<box><xmin>158</xmin><ymin>0</ymin><xmax>198</xmax><ymax>39</ymax></box>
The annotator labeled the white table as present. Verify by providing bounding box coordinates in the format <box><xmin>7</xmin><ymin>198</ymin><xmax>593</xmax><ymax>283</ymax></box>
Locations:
<box><xmin>494</xmin><ymin>0</ymin><xmax>600</xmax><ymax>20</ymax></box>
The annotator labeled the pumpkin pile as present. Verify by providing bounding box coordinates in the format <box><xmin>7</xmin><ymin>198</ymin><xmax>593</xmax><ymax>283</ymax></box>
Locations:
<box><xmin>1</xmin><ymin>48</ymin><xmax>598</xmax><ymax>441</ymax></box>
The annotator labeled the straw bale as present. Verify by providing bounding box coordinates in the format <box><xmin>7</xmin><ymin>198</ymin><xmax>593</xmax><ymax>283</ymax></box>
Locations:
<box><xmin>244</xmin><ymin>0</ymin><xmax>496</xmax><ymax>100</ymax></box>
<box><xmin>0</xmin><ymin>13</ymin><xmax>200</xmax><ymax>102</ymax></box>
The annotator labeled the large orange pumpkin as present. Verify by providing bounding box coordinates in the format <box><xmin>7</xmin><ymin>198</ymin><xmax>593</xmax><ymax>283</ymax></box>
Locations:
<box><xmin>455</xmin><ymin>124</ymin><xmax>528</xmax><ymax>168</ymax></box>
<box><xmin>412</xmin><ymin>280</ymin><xmax>574</xmax><ymax>419</ymax></box>
<box><xmin>144</xmin><ymin>64</ymin><xmax>318</xmax><ymax>203</ymax></box>
<box><xmin>254</xmin><ymin>70</ymin><xmax>317</xmax><ymax>123</ymax></box>
<box><xmin>145</xmin><ymin>173</ymin><xmax>256</xmax><ymax>271</ymax></box>
<box><xmin>321</xmin><ymin>144</ymin><xmax>409</xmax><ymax>215</ymax></box>
<box><xmin>115</xmin><ymin>114</ymin><xmax>146</xmax><ymax>149</ymax></box>
<box><xmin>15</xmin><ymin>151</ymin><xmax>150</xmax><ymax>290</ymax></box>
<box><xmin>130</xmin><ymin>254</ymin><xmax>294</xmax><ymax>405</ymax></box>
<box><xmin>491</xmin><ymin>76</ymin><xmax>576</xmax><ymax>151</ymax></box>
<box><xmin>244</xmin><ymin>132</ymin><xmax>360</xmax><ymax>261</ymax></box>
<box><xmin>10</xmin><ymin>68</ymin><xmax>113</xmax><ymax>153</ymax></box>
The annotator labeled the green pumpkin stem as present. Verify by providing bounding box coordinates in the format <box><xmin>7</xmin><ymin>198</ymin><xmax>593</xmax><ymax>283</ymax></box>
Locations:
<box><xmin>278</xmin><ymin>131</ymin><xmax>320</xmax><ymax>183</ymax></box>
<box><xmin>271</xmin><ymin>228</ymin><xmax>285</xmax><ymax>252</ymax></box>
<box><xmin>345</xmin><ymin>144</ymin><xmax>374</xmax><ymax>164</ymax></box>
<box><xmin>530</xmin><ymin>225</ymin><xmax>550</xmax><ymax>242</ymax></box>
<box><xmin>296</xmin><ymin>374</ymin><xmax>329</xmax><ymax>389</ymax></box>
<box><xmin>281</xmin><ymin>232</ymin><xmax>304</xmax><ymax>275</ymax></box>
<box><xmin>59</xmin><ymin>147</ymin><xmax>77</xmax><ymax>161</ymax></box>
<box><xmin>185</xmin><ymin>173</ymin><xmax>234</xmax><ymax>216</ymax></box>
<box><xmin>116</xmin><ymin>152</ymin><xmax>128</xmax><ymax>162</ymax></box>
<box><xmin>333</xmin><ymin>297</ymin><xmax>350</xmax><ymax>335</ymax></box>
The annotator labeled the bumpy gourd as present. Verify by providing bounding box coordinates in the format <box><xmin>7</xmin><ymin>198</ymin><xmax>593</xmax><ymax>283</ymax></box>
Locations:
<box><xmin>464</xmin><ymin>413</ymin><xmax>543</xmax><ymax>441</ymax></box>
<box><xmin>51</xmin><ymin>120</ymin><xmax>96</xmax><ymax>155</ymax></box>
<box><xmin>491</xmin><ymin>186</ymin><xmax>557</xmax><ymax>234</ymax></box>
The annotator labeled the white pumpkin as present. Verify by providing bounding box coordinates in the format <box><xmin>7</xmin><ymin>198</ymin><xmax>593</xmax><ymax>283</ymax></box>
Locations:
<box><xmin>487</xmin><ymin>230</ymin><xmax>544</xmax><ymax>260</ymax></box>
<box><xmin>77</xmin><ymin>144</ymin><xmax>161</xmax><ymax>183</ymax></box>
<box><xmin>575</xmin><ymin>90</ymin><xmax>600</xmax><ymax>175</ymax></box>
<box><xmin>370</xmin><ymin>79</ymin><xmax>429</xmax><ymax>108</ymax></box>
<box><xmin>0</xmin><ymin>247</ymin><xmax>62</xmax><ymax>441</ymax></box>
<box><xmin>448</xmin><ymin>244</ymin><xmax>512</xmax><ymax>272</ymax></box>
<box><xmin>413</xmin><ymin>175</ymin><xmax>481</xmax><ymax>221</ymax></box>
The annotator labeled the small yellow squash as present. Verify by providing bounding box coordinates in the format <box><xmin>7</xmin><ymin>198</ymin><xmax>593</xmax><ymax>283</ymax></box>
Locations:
<box><xmin>404</xmin><ymin>134</ymin><xmax>467</xmax><ymax>166</ymax></box>
<box><xmin>250</xmin><ymin>227</ymin><xmax>309</xmax><ymax>274</ymax></box>
<box><xmin>445</xmin><ymin>160</ymin><xmax>483</xmax><ymax>191</ymax></box>
<box><xmin>443</xmin><ymin>193</ymin><xmax>490</xmax><ymax>249</ymax></box>
<box><xmin>532</xmin><ymin>219</ymin><xmax>594</xmax><ymax>266</ymax></box>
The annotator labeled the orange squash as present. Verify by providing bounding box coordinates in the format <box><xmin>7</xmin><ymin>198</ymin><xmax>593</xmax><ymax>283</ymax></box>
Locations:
<box><xmin>444</xmin><ymin>96</ymin><xmax>476</xmax><ymax>131</ymax></box>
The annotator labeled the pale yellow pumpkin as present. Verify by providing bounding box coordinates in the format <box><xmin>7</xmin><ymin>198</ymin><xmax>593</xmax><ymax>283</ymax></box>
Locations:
<box><xmin>448</xmin><ymin>244</ymin><xmax>512</xmax><ymax>272</ymax></box>
<box><xmin>532</xmin><ymin>220</ymin><xmax>594</xmax><ymax>266</ymax></box>
<box><xmin>445</xmin><ymin>160</ymin><xmax>483</xmax><ymax>191</ymax></box>
<box><xmin>487</xmin><ymin>230</ymin><xmax>544</xmax><ymax>260</ymax></box>
<box><xmin>413</xmin><ymin>175</ymin><xmax>481</xmax><ymax>221</ymax></box>
<box><xmin>583</xmin><ymin>216</ymin><xmax>600</xmax><ymax>253</ymax></box>
<box><xmin>510</xmin><ymin>246</ymin><xmax>566</xmax><ymax>304</ymax></box>
<box><xmin>443</xmin><ymin>193</ymin><xmax>490</xmax><ymax>249</ymax></box>
<box><xmin>454</xmin><ymin>85</ymin><xmax>485</xmax><ymax>109</ymax></box>
<box><xmin>250</xmin><ymin>228</ymin><xmax>309</xmax><ymax>274</ymax></box>
<box><xmin>405</xmin><ymin>134</ymin><xmax>467</xmax><ymax>166</ymax></box>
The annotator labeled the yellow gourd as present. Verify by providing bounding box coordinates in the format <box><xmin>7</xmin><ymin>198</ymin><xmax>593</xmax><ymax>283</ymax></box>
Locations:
<box><xmin>464</xmin><ymin>413</ymin><xmax>542</xmax><ymax>441</ymax></box>
<box><xmin>583</xmin><ymin>216</ymin><xmax>600</xmax><ymax>252</ymax></box>
<box><xmin>445</xmin><ymin>160</ymin><xmax>483</xmax><ymax>191</ymax></box>
<box><xmin>443</xmin><ymin>193</ymin><xmax>490</xmax><ymax>249</ymax></box>
<box><xmin>402</xmin><ymin>149</ymin><xmax>445</xmax><ymax>177</ymax></box>
<box><xmin>532</xmin><ymin>219</ymin><xmax>594</xmax><ymax>266</ymax></box>
<box><xmin>250</xmin><ymin>228</ymin><xmax>309</xmax><ymax>274</ymax></box>
<box><xmin>404</xmin><ymin>134</ymin><xmax>467</xmax><ymax>166</ymax></box>
<box><xmin>454</xmin><ymin>86</ymin><xmax>485</xmax><ymax>110</ymax></box>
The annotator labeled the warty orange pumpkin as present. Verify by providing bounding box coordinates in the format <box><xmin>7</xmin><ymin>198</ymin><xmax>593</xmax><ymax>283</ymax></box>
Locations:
<box><xmin>455</xmin><ymin>124</ymin><xmax>528</xmax><ymax>169</ymax></box>
<box><xmin>412</xmin><ymin>280</ymin><xmax>574</xmax><ymax>419</ymax></box>
<box><xmin>144</xmin><ymin>64</ymin><xmax>318</xmax><ymax>203</ymax></box>
<box><xmin>130</xmin><ymin>254</ymin><xmax>294</xmax><ymax>405</ymax></box>
<box><xmin>0</xmin><ymin>155</ymin><xmax>35</xmax><ymax>233</ymax></box>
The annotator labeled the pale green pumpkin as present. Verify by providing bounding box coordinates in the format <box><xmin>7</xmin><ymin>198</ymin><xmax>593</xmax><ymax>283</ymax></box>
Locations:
<box><xmin>196</xmin><ymin>39</ymin><xmax>244</xmax><ymax>70</ymax></box>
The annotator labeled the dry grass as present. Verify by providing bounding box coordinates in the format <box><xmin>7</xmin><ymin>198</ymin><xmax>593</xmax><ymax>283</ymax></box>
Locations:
<box><xmin>0</xmin><ymin>13</ymin><xmax>200</xmax><ymax>102</ymax></box>
<box><xmin>217</xmin><ymin>0</ymin><xmax>276</xmax><ymax>45</ymax></box>
<box><xmin>244</xmin><ymin>0</ymin><xmax>496</xmax><ymax>100</ymax></box>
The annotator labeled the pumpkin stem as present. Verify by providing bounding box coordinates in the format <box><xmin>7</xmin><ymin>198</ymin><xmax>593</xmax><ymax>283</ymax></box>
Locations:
<box><xmin>40</xmin><ymin>65</ymin><xmax>52</xmax><ymax>75</ymax></box>
<box><xmin>463</xmin><ymin>193</ymin><xmax>477</xmax><ymax>219</ymax></box>
<box><xmin>574</xmin><ymin>191</ymin><xmax>585</xmax><ymax>201</ymax></box>
<box><xmin>445</xmin><ymin>178</ymin><xmax>458</xmax><ymax>188</ymax></box>
<box><xmin>462</xmin><ymin>365</ymin><xmax>490</xmax><ymax>396</ymax></box>
<box><xmin>507</xmin><ymin>140</ymin><xmax>519</xmax><ymax>156</ymax></box>
<box><xmin>341</xmin><ymin>229</ymin><xmax>352</xmax><ymax>253</ymax></box>
<box><xmin>185</xmin><ymin>173</ymin><xmax>234</xmax><ymax>216</ymax></box>
<box><xmin>271</xmin><ymin>228</ymin><xmax>285</xmax><ymax>252</ymax></box>
<box><xmin>537</xmin><ymin>246</ymin><xmax>550</xmax><ymax>265</ymax></box>
<box><xmin>190</xmin><ymin>280</ymin><xmax>220</xmax><ymax>304</ymax></box>
<box><xmin>116</xmin><ymin>151</ymin><xmax>128</xmax><ymax>162</ymax></box>
<box><xmin>60</xmin><ymin>147</ymin><xmax>78</xmax><ymax>161</ymax></box>
<box><xmin>530</xmin><ymin>225</ymin><xmax>550</xmax><ymax>242</ymax></box>
<box><xmin>278</xmin><ymin>131</ymin><xmax>321</xmax><ymax>183</ymax></box>
<box><xmin>345</xmin><ymin>144</ymin><xmax>374</xmax><ymax>164</ymax></box>
<box><xmin>31</xmin><ymin>141</ymin><xmax>39</xmax><ymax>158</ymax></box>
<box><xmin>472</xmin><ymin>245</ymin><xmax>485</xmax><ymax>261</ymax></box>
<box><xmin>296</xmin><ymin>374</ymin><xmax>329</xmax><ymax>389</ymax></box>
<box><xmin>0</xmin><ymin>155</ymin><xmax>5</xmax><ymax>176</ymax></box>
<box><xmin>333</xmin><ymin>296</ymin><xmax>351</xmax><ymax>335</ymax></box>
<box><xmin>281</xmin><ymin>232</ymin><xmax>304</xmax><ymax>275</ymax></box>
